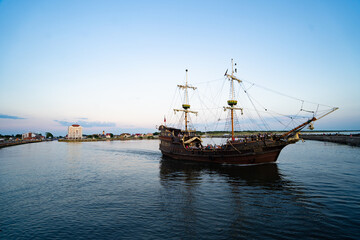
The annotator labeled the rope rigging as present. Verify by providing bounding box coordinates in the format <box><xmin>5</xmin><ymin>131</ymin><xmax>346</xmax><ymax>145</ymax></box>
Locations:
<box><xmin>164</xmin><ymin>69</ymin><xmax>338</xmax><ymax>137</ymax></box>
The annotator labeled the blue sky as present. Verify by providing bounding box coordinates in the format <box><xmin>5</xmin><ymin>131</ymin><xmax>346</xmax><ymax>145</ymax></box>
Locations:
<box><xmin>0</xmin><ymin>0</ymin><xmax>359</xmax><ymax>135</ymax></box>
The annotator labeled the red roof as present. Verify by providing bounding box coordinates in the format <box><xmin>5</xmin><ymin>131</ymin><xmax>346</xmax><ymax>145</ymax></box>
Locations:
<box><xmin>72</xmin><ymin>124</ymin><xmax>80</xmax><ymax>127</ymax></box>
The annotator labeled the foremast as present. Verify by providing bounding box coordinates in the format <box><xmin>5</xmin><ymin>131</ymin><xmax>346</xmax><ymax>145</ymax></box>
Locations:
<box><xmin>224</xmin><ymin>59</ymin><xmax>243</xmax><ymax>141</ymax></box>
<box><xmin>174</xmin><ymin>69</ymin><xmax>197</xmax><ymax>133</ymax></box>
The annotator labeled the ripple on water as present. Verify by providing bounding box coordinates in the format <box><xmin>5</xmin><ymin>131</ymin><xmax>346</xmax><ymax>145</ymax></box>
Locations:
<box><xmin>0</xmin><ymin>140</ymin><xmax>359</xmax><ymax>239</ymax></box>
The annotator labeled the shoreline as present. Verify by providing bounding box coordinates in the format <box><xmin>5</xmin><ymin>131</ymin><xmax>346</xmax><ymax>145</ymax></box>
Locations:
<box><xmin>0</xmin><ymin>140</ymin><xmax>45</xmax><ymax>149</ymax></box>
<box><xmin>301</xmin><ymin>134</ymin><xmax>360</xmax><ymax>147</ymax></box>
<box><xmin>59</xmin><ymin>137</ymin><xmax>158</xmax><ymax>142</ymax></box>
<box><xmin>2</xmin><ymin>134</ymin><xmax>360</xmax><ymax>148</ymax></box>
<box><xmin>0</xmin><ymin>137</ymin><xmax>158</xmax><ymax>149</ymax></box>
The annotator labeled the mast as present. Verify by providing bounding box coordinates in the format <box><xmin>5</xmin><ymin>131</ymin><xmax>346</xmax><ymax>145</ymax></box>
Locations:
<box><xmin>174</xmin><ymin>69</ymin><xmax>197</xmax><ymax>132</ymax></box>
<box><xmin>224</xmin><ymin>59</ymin><xmax>243</xmax><ymax>141</ymax></box>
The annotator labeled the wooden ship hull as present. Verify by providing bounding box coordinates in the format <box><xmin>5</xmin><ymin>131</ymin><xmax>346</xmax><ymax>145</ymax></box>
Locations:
<box><xmin>159</xmin><ymin>126</ymin><xmax>290</xmax><ymax>165</ymax></box>
<box><xmin>160</xmin><ymin>142</ymin><xmax>286</xmax><ymax>164</ymax></box>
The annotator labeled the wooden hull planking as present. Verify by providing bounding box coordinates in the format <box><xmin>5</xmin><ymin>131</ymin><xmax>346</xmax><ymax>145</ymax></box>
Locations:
<box><xmin>159</xmin><ymin>136</ymin><xmax>287</xmax><ymax>165</ymax></box>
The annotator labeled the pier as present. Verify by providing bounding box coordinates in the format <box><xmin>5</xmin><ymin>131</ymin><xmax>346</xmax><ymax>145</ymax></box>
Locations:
<box><xmin>0</xmin><ymin>140</ymin><xmax>44</xmax><ymax>149</ymax></box>
<box><xmin>301</xmin><ymin>134</ymin><xmax>360</xmax><ymax>147</ymax></box>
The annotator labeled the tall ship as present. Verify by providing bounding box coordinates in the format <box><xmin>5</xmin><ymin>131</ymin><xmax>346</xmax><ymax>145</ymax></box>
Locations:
<box><xmin>159</xmin><ymin>60</ymin><xmax>338</xmax><ymax>164</ymax></box>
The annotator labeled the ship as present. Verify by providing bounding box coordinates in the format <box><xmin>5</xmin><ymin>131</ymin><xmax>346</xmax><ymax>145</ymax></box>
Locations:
<box><xmin>159</xmin><ymin>60</ymin><xmax>338</xmax><ymax>165</ymax></box>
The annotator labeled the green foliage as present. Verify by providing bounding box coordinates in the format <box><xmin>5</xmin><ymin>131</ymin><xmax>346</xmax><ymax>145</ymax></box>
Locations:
<box><xmin>0</xmin><ymin>134</ymin><xmax>14</xmax><ymax>140</ymax></box>
<box><xmin>46</xmin><ymin>132</ymin><xmax>54</xmax><ymax>138</ymax></box>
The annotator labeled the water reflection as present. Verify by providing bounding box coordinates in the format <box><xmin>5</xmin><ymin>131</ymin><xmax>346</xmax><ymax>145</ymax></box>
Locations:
<box><xmin>159</xmin><ymin>157</ymin><xmax>284</xmax><ymax>188</ymax></box>
<box><xmin>66</xmin><ymin>142</ymin><xmax>83</xmax><ymax>163</ymax></box>
<box><xmin>158</xmin><ymin>157</ymin><xmax>320</xmax><ymax>239</ymax></box>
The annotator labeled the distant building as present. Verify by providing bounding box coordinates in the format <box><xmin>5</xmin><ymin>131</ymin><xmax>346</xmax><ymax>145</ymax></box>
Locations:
<box><xmin>99</xmin><ymin>130</ymin><xmax>106</xmax><ymax>138</ymax></box>
<box><xmin>22</xmin><ymin>132</ymin><xmax>44</xmax><ymax>140</ymax></box>
<box><xmin>67</xmin><ymin>124</ymin><xmax>83</xmax><ymax>139</ymax></box>
<box><xmin>22</xmin><ymin>132</ymin><xmax>36</xmax><ymax>140</ymax></box>
<box><xmin>120</xmin><ymin>133</ymin><xmax>131</xmax><ymax>138</ymax></box>
<box><xmin>106</xmin><ymin>133</ymin><xmax>112</xmax><ymax>139</ymax></box>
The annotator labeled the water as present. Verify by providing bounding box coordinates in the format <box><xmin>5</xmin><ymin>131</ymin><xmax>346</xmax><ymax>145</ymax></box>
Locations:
<box><xmin>0</xmin><ymin>140</ymin><xmax>359</xmax><ymax>239</ymax></box>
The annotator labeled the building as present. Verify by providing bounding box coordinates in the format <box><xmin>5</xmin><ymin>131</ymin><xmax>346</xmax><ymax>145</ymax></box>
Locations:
<box><xmin>120</xmin><ymin>133</ymin><xmax>131</xmax><ymax>138</ymax></box>
<box><xmin>22</xmin><ymin>132</ymin><xmax>44</xmax><ymax>140</ymax></box>
<box><xmin>67</xmin><ymin>124</ymin><xmax>83</xmax><ymax>139</ymax></box>
<box><xmin>22</xmin><ymin>132</ymin><xmax>36</xmax><ymax>140</ymax></box>
<box><xmin>134</xmin><ymin>133</ymin><xmax>144</xmax><ymax>138</ymax></box>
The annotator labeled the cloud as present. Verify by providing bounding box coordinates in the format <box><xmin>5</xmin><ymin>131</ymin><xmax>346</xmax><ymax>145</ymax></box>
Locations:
<box><xmin>0</xmin><ymin>114</ymin><xmax>25</xmax><ymax>119</ymax></box>
<box><xmin>54</xmin><ymin>120</ymin><xmax>116</xmax><ymax>128</ymax></box>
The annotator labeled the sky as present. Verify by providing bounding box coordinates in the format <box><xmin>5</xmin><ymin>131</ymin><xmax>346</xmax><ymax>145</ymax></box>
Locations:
<box><xmin>0</xmin><ymin>0</ymin><xmax>359</xmax><ymax>136</ymax></box>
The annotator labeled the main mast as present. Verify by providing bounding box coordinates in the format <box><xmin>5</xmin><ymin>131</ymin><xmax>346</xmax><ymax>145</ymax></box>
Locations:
<box><xmin>174</xmin><ymin>69</ymin><xmax>197</xmax><ymax>132</ymax></box>
<box><xmin>224</xmin><ymin>59</ymin><xmax>243</xmax><ymax>141</ymax></box>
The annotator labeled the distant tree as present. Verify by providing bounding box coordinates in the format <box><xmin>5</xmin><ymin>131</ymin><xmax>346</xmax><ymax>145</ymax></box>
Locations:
<box><xmin>15</xmin><ymin>134</ymin><xmax>22</xmax><ymax>138</ymax></box>
<box><xmin>110</xmin><ymin>133</ymin><xmax>114</xmax><ymax>138</ymax></box>
<box><xmin>93</xmin><ymin>134</ymin><xmax>99</xmax><ymax>139</ymax></box>
<box><xmin>46</xmin><ymin>132</ymin><xmax>53</xmax><ymax>138</ymax></box>
<box><xmin>153</xmin><ymin>132</ymin><xmax>159</xmax><ymax>136</ymax></box>
<box><xmin>5</xmin><ymin>135</ymin><xmax>14</xmax><ymax>139</ymax></box>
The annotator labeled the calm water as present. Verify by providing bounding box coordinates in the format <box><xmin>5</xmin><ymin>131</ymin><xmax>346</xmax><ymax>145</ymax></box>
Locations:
<box><xmin>0</xmin><ymin>140</ymin><xmax>359</xmax><ymax>239</ymax></box>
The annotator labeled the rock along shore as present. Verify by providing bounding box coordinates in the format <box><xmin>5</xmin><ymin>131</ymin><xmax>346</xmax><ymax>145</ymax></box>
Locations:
<box><xmin>0</xmin><ymin>140</ymin><xmax>44</xmax><ymax>149</ymax></box>
<box><xmin>301</xmin><ymin>134</ymin><xmax>360</xmax><ymax>147</ymax></box>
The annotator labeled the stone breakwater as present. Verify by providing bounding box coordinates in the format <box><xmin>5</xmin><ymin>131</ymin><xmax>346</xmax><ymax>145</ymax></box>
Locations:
<box><xmin>301</xmin><ymin>134</ymin><xmax>360</xmax><ymax>147</ymax></box>
<box><xmin>0</xmin><ymin>140</ymin><xmax>43</xmax><ymax>149</ymax></box>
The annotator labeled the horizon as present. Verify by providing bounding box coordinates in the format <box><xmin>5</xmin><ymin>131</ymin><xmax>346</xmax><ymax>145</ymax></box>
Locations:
<box><xmin>1</xmin><ymin>0</ymin><xmax>360</xmax><ymax>135</ymax></box>
<box><xmin>1</xmin><ymin>128</ymin><xmax>360</xmax><ymax>138</ymax></box>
